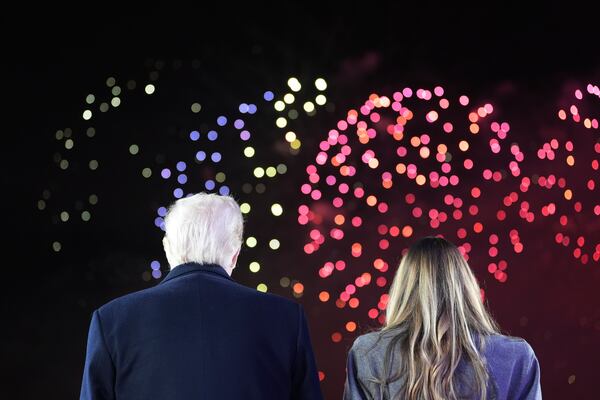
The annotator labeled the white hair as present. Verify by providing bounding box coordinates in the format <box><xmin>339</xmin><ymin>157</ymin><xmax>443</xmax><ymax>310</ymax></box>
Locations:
<box><xmin>163</xmin><ymin>193</ymin><xmax>244</xmax><ymax>269</ymax></box>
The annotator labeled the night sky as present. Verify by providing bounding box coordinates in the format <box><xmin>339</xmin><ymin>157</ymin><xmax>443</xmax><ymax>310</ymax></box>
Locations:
<box><xmin>4</xmin><ymin>4</ymin><xmax>600</xmax><ymax>399</ymax></box>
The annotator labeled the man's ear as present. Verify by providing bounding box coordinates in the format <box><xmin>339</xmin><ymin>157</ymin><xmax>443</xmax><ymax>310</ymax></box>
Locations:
<box><xmin>163</xmin><ymin>236</ymin><xmax>174</xmax><ymax>267</ymax></box>
<box><xmin>231</xmin><ymin>249</ymin><xmax>240</xmax><ymax>268</ymax></box>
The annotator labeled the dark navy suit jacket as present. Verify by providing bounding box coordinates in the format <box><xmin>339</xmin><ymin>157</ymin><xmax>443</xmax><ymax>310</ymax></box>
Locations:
<box><xmin>80</xmin><ymin>262</ymin><xmax>323</xmax><ymax>400</ymax></box>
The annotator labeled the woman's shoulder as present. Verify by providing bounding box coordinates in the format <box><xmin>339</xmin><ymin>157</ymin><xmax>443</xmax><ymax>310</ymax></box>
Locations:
<box><xmin>485</xmin><ymin>333</ymin><xmax>536</xmax><ymax>355</ymax></box>
<box><xmin>350</xmin><ymin>331</ymin><xmax>381</xmax><ymax>351</ymax></box>
<box><xmin>350</xmin><ymin>327</ymin><xmax>405</xmax><ymax>355</ymax></box>
<box><xmin>350</xmin><ymin>331</ymin><xmax>537</xmax><ymax>364</ymax></box>
<box><xmin>483</xmin><ymin>333</ymin><xmax>538</xmax><ymax>368</ymax></box>
<box><xmin>483</xmin><ymin>334</ymin><xmax>541</xmax><ymax>398</ymax></box>
<box><xmin>348</xmin><ymin>329</ymin><xmax>406</xmax><ymax>382</ymax></box>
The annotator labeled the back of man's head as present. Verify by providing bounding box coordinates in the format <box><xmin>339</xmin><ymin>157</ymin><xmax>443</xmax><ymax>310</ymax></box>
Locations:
<box><xmin>163</xmin><ymin>193</ymin><xmax>244</xmax><ymax>270</ymax></box>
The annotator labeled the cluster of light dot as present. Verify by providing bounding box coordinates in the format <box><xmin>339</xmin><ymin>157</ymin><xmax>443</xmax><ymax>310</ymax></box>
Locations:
<box><xmin>529</xmin><ymin>83</ymin><xmax>600</xmax><ymax>264</ymax></box>
<box><xmin>40</xmin><ymin>62</ymin><xmax>329</xmax><ymax>300</ymax></box>
<box><xmin>276</xmin><ymin>77</ymin><xmax>328</xmax><ymax>152</ymax></box>
<box><xmin>40</xmin><ymin>69</ymin><xmax>599</xmax><ymax>388</ymax></box>
<box><xmin>146</xmin><ymin>76</ymin><xmax>328</xmax><ymax>293</ymax></box>
<box><xmin>557</xmin><ymin>84</ymin><xmax>600</xmax><ymax>130</ymax></box>
<box><xmin>41</xmin><ymin>67</ymin><xmax>160</xmax><ymax>253</ymax></box>
<box><xmin>298</xmin><ymin>84</ymin><xmax>600</xmax><ymax>345</ymax></box>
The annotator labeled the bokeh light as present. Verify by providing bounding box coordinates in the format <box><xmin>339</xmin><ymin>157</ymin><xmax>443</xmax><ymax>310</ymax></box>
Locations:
<box><xmin>298</xmin><ymin>84</ymin><xmax>600</xmax><ymax>346</ymax></box>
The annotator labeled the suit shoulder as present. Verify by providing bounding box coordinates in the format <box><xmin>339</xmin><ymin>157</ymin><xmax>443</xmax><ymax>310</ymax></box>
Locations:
<box><xmin>96</xmin><ymin>285</ymin><xmax>160</xmax><ymax>318</ymax></box>
<box><xmin>250</xmin><ymin>289</ymin><xmax>300</xmax><ymax>312</ymax></box>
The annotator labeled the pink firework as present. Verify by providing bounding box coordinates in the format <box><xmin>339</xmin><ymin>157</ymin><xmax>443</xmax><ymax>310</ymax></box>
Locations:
<box><xmin>299</xmin><ymin>86</ymin><xmax>529</xmax><ymax>340</ymax></box>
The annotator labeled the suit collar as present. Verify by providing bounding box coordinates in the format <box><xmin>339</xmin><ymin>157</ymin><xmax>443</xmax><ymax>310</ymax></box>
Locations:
<box><xmin>159</xmin><ymin>262</ymin><xmax>232</xmax><ymax>284</ymax></box>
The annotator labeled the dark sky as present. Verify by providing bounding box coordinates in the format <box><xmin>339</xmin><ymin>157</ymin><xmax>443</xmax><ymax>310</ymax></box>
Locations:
<box><xmin>3</xmin><ymin>4</ymin><xmax>600</xmax><ymax>399</ymax></box>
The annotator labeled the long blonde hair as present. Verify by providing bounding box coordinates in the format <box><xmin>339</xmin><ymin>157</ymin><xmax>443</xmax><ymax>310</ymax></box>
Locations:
<box><xmin>382</xmin><ymin>236</ymin><xmax>499</xmax><ymax>399</ymax></box>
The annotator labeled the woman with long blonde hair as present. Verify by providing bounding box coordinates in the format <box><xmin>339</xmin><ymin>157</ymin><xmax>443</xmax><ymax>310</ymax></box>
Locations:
<box><xmin>344</xmin><ymin>236</ymin><xmax>541</xmax><ymax>399</ymax></box>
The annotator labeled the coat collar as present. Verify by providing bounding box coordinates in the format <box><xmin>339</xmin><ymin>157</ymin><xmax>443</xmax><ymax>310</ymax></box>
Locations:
<box><xmin>159</xmin><ymin>262</ymin><xmax>232</xmax><ymax>285</ymax></box>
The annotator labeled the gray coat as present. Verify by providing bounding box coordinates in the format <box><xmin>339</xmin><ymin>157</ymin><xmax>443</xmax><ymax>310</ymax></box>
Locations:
<box><xmin>343</xmin><ymin>329</ymin><xmax>541</xmax><ymax>399</ymax></box>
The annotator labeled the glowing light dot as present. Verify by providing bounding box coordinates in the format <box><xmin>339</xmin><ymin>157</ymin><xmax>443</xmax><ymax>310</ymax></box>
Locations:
<box><xmin>191</xmin><ymin>103</ymin><xmax>201</xmax><ymax>113</ymax></box>
<box><xmin>82</xmin><ymin>110</ymin><xmax>92</xmax><ymax>120</ymax></box>
<box><xmin>266</xmin><ymin>167</ymin><xmax>277</xmax><ymax>177</ymax></box>
<box><xmin>86</xmin><ymin>94</ymin><xmax>95</xmax><ymax>104</ymax></box>
<box><xmin>89</xmin><ymin>160</ymin><xmax>99</xmax><ymax>170</ymax></box>
<box><xmin>215</xmin><ymin>172</ymin><xmax>226</xmax><ymax>183</ymax></box>
<box><xmin>257</xmin><ymin>283</ymin><xmax>268</xmax><ymax>293</ymax></box>
<box><xmin>88</xmin><ymin>194</ymin><xmax>98</xmax><ymax>205</ymax></box>
<box><xmin>293</xmin><ymin>282</ymin><xmax>304</xmax><ymax>294</ymax></box>
<box><xmin>426</xmin><ymin>110</ymin><xmax>439</xmax><ymax>122</ymax></box>
<box><xmin>144</xmin><ymin>84</ymin><xmax>155</xmax><ymax>94</ymax></box>
<box><xmin>276</xmin><ymin>117</ymin><xmax>288</xmax><ymax>128</ymax></box>
<box><xmin>316</xmin><ymin>94</ymin><xmax>327</xmax><ymax>105</ymax></box>
<box><xmin>81</xmin><ymin>211</ymin><xmax>91</xmax><ymax>221</ymax></box>
<box><xmin>274</xmin><ymin>101</ymin><xmax>285</xmax><ymax>111</ymax></box>
<box><xmin>558</xmin><ymin>109</ymin><xmax>567</xmax><ymax>120</ymax></box>
<box><xmin>264</xmin><ymin>91</ymin><xmax>274</xmax><ymax>101</ymax></box>
<box><xmin>60</xmin><ymin>211</ymin><xmax>70</xmax><ymax>222</ymax></box>
<box><xmin>303</xmin><ymin>101</ymin><xmax>315</xmax><ymax>112</ymax></box>
<box><xmin>283</xmin><ymin>93</ymin><xmax>295</xmax><ymax>104</ymax></box>
<box><xmin>315</xmin><ymin>78</ymin><xmax>327</xmax><ymax>91</ymax></box>
<box><xmin>141</xmin><ymin>168</ymin><xmax>152</xmax><ymax>178</ymax></box>
<box><xmin>514</xmin><ymin>243</ymin><xmax>524</xmax><ymax>253</ymax></box>
<box><xmin>244</xmin><ymin>147</ymin><xmax>255</xmax><ymax>158</ymax></box>
<box><xmin>240</xmin><ymin>203</ymin><xmax>251</xmax><ymax>214</ymax></box>
<box><xmin>249</xmin><ymin>262</ymin><xmax>260</xmax><ymax>273</ymax></box>
<box><xmin>285</xmin><ymin>131</ymin><xmax>297</xmax><ymax>142</ymax></box>
<box><xmin>254</xmin><ymin>167</ymin><xmax>265</xmax><ymax>178</ymax></box>
<box><xmin>368</xmin><ymin>158</ymin><xmax>379</xmax><ymax>168</ymax></box>
<box><xmin>277</xmin><ymin>164</ymin><xmax>288</xmax><ymax>174</ymax></box>
<box><xmin>129</xmin><ymin>144</ymin><xmax>139</xmax><ymax>155</ymax></box>
<box><xmin>269</xmin><ymin>239</ymin><xmax>280</xmax><ymax>250</ymax></box>
<box><xmin>287</xmin><ymin>77</ymin><xmax>302</xmax><ymax>92</ymax></box>
<box><xmin>173</xmin><ymin>188</ymin><xmax>184</xmax><ymax>198</ymax></box>
<box><xmin>246</xmin><ymin>237</ymin><xmax>257</xmax><ymax>248</ymax></box>
<box><xmin>345</xmin><ymin>321</ymin><xmax>357</xmax><ymax>332</ymax></box>
<box><xmin>271</xmin><ymin>203</ymin><xmax>283</xmax><ymax>216</ymax></box>
<box><xmin>366</xmin><ymin>195</ymin><xmax>377</xmax><ymax>206</ymax></box>
<box><xmin>52</xmin><ymin>241</ymin><xmax>62</xmax><ymax>252</ymax></box>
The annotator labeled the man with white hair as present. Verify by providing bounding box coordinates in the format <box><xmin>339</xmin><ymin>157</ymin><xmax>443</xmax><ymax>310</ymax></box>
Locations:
<box><xmin>80</xmin><ymin>193</ymin><xmax>323</xmax><ymax>399</ymax></box>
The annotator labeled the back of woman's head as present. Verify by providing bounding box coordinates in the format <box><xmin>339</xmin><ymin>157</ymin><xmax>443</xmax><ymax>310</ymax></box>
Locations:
<box><xmin>384</xmin><ymin>236</ymin><xmax>499</xmax><ymax>399</ymax></box>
